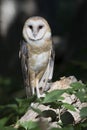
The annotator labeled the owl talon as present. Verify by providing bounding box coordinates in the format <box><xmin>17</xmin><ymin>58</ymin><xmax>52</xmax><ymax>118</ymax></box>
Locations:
<box><xmin>30</xmin><ymin>102</ymin><xmax>34</xmax><ymax>106</ymax></box>
<box><xmin>37</xmin><ymin>93</ymin><xmax>46</xmax><ymax>98</ymax></box>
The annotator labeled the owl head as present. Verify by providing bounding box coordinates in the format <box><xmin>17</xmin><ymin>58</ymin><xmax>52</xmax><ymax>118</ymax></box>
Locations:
<box><xmin>23</xmin><ymin>16</ymin><xmax>51</xmax><ymax>43</ymax></box>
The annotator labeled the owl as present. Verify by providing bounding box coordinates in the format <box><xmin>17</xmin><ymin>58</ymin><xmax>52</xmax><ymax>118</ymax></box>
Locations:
<box><xmin>19</xmin><ymin>16</ymin><xmax>55</xmax><ymax>98</ymax></box>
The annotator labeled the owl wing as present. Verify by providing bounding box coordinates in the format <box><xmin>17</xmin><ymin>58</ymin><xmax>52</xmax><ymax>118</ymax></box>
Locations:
<box><xmin>48</xmin><ymin>44</ymin><xmax>55</xmax><ymax>81</ymax></box>
<box><xmin>39</xmin><ymin>44</ymin><xmax>55</xmax><ymax>91</ymax></box>
<box><xmin>19</xmin><ymin>40</ymin><xmax>31</xmax><ymax>97</ymax></box>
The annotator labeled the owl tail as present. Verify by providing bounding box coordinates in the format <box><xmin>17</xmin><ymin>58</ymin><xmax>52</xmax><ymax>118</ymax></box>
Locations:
<box><xmin>25</xmin><ymin>86</ymin><xmax>32</xmax><ymax>97</ymax></box>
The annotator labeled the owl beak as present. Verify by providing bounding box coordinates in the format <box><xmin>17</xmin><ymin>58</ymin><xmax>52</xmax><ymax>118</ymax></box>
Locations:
<box><xmin>33</xmin><ymin>33</ymin><xmax>37</xmax><ymax>38</ymax></box>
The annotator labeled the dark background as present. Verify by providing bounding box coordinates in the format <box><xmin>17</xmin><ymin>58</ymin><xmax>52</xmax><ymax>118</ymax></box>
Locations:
<box><xmin>0</xmin><ymin>0</ymin><xmax>87</xmax><ymax>104</ymax></box>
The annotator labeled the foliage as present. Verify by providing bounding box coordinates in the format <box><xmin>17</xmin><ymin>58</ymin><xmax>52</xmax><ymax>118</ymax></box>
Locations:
<box><xmin>0</xmin><ymin>82</ymin><xmax>87</xmax><ymax>130</ymax></box>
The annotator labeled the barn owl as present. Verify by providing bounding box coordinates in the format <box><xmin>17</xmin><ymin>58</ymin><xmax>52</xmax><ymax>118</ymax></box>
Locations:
<box><xmin>19</xmin><ymin>16</ymin><xmax>55</xmax><ymax>98</ymax></box>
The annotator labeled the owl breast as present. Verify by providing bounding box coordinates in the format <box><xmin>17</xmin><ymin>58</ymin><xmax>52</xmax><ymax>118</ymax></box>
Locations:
<box><xmin>30</xmin><ymin>51</ymin><xmax>49</xmax><ymax>73</ymax></box>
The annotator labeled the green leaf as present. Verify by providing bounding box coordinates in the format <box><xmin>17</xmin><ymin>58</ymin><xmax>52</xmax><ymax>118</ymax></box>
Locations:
<box><xmin>16</xmin><ymin>96</ymin><xmax>36</xmax><ymax>106</ymax></box>
<box><xmin>51</xmin><ymin>128</ymin><xmax>60</xmax><ymax>130</ymax></box>
<box><xmin>62</xmin><ymin>103</ymin><xmax>76</xmax><ymax>111</ymax></box>
<box><xmin>70</xmin><ymin>82</ymin><xmax>85</xmax><ymax>90</ymax></box>
<box><xmin>63</xmin><ymin>125</ymin><xmax>74</xmax><ymax>130</ymax></box>
<box><xmin>75</xmin><ymin>91</ymin><xmax>87</xmax><ymax>102</ymax></box>
<box><xmin>6</xmin><ymin>104</ymin><xmax>18</xmax><ymax>110</ymax></box>
<box><xmin>0</xmin><ymin>126</ymin><xmax>17</xmax><ymax>130</ymax></box>
<box><xmin>80</xmin><ymin>107</ymin><xmax>87</xmax><ymax>118</ymax></box>
<box><xmin>0</xmin><ymin>117</ymin><xmax>8</xmax><ymax>126</ymax></box>
<box><xmin>43</xmin><ymin>90</ymin><xmax>65</xmax><ymax>103</ymax></box>
<box><xmin>81</xmin><ymin>122</ymin><xmax>87</xmax><ymax>127</ymax></box>
<box><xmin>15</xmin><ymin>98</ymin><xmax>35</xmax><ymax>114</ymax></box>
<box><xmin>51</xmin><ymin>125</ymin><xmax>74</xmax><ymax>130</ymax></box>
<box><xmin>19</xmin><ymin>121</ymin><xmax>38</xmax><ymax>130</ymax></box>
<box><xmin>31</xmin><ymin>106</ymin><xmax>42</xmax><ymax>115</ymax></box>
<box><xmin>49</xmin><ymin>101</ymin><xmax>63</xmax><ymax>109</ymax></box>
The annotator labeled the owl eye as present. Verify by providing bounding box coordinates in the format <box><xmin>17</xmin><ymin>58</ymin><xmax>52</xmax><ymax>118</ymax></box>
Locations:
<box><xmin>28</xmin><ymin>25</ymin><xmax>33</xmax><ymax>30</ymax></box>
<box><xmin>38</xmin><ymin>25</ymin><xmax>43</xmax><ymax>30</ymax></box>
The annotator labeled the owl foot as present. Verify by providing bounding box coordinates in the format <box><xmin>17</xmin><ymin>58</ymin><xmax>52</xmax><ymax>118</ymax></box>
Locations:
<box><xmin>30</xmin><ymin>102</ymin><xmax>34</xmax><ymax>106</ymax></box>
<box><xmin>37</xmin><ymin>93</ymin><xmax>46</xmax><ymax>98</ymax></box>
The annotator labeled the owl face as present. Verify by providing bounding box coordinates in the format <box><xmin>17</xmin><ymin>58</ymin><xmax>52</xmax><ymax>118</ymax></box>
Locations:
<box><xmin>23</xmin><ymin>16</ymin><xmax>51</xmax><ymax>43</ymax></box>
